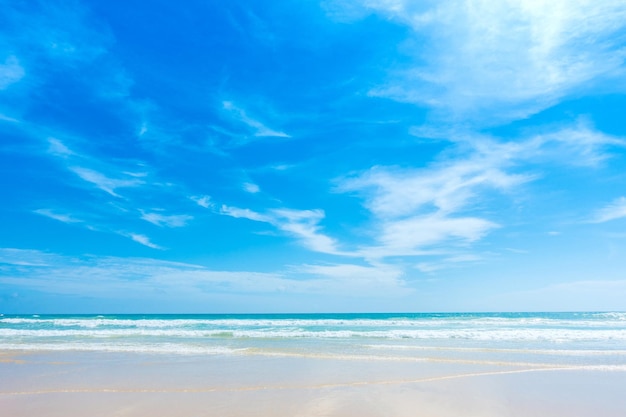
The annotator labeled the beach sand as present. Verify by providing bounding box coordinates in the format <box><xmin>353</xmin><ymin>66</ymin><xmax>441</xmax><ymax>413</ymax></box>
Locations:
<box><xmin>1</xmin><ymin>350</ymin><xmax>625</xmax><ymax>416</ymax></box>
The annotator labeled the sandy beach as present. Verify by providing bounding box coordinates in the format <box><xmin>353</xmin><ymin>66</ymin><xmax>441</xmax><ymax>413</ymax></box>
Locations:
<box><xmin>2</xmin><ymin>349</ymin><xmax>625</xmax><ymax>417</ymax></box>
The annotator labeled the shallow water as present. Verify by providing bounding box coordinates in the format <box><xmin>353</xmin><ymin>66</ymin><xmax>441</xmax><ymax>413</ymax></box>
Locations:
<box><xmin>1</xmin><ymin>312</ymin><xmax>625</xmax><ymax>368</ymax></box>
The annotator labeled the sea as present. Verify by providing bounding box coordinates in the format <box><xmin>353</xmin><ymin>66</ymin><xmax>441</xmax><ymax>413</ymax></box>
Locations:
<box><xmin>2</xmin><ymin>312</ymin><xmax>626</xmax><ymax>369</ymax></box>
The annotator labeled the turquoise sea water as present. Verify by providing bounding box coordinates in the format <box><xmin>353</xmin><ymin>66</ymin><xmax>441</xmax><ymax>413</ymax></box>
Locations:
<box><xmin>1</xmin><ymin>312</ymin><xmax>626</xmax><ymax>368</ymax></box>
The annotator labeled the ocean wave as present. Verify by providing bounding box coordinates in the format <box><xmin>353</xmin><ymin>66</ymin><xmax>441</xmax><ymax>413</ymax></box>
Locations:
<box><xmin>2</xmin><ymin>315</ymin><xmax>625</xmax><ymax>330</ymax></box>
<box><xmin>2</xmin><ymin>327</ymin><xmax>626</xmax><ymax>342</ymax></box>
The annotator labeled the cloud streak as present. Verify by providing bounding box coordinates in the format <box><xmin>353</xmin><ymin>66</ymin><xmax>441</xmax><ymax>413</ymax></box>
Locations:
<box><xmin>190</xmin><ymin>195</ymin><xmax>213</xmax><ymax>209</ymax></box>
<box><xmin>221</xmin><ymin>205</ymin><xmax>341</xmax><ymax>254</ymax></box>
<box><xmin>222</xmin><ymin>101</ymin><xmax>290</xmax><ymax>138</ymax></box>
<box><xmin>341</xmin><ymin>0</ymin><xmax>626</xmax><ymax>124</ymax></box>
<box><xmin>337</xmin><ymin>121</ymin><xmax>625</xmax><ymax>261</ymax></box>
<box><xmin>0</xmin><ymin>249</ymin><xmax>410</xmax><ymax>302</ymax></box>
<box><xmin>33</xmin><ymin>208</ymin><xmax>82</xmax><ymax>224</ymax></box>
<box><xmin>139</xmin><ymin>210</ymin><xmax>193</xmax><ymax>228</ymax></box>
<box><xmin>122</xmin><ymin>233</ymin><xmax>164</xmax><ymax>250</ymax></box>
<box><xmin>218</xmin><ymin>121</ymin><xmax>624</xmax><ymax>269</ymax></box>
<box><xmin>69</xmin><ymin>166</ymin><xmax>145</xmax><ymax>197</ymax></box>
<box><xmin>590</xmin><ymin>197</ymin><xmax>626</xmax><ymax>223</ymax></box>
<box><xmin>0</xmin><ymin>55</ymin><xmax>25</xmax><ymax>89</ymax></box>
<box><xmin>336</xmin><ymin>146</ymin><xmax>524</xmax><ymax>258</ymax></box>
<box><xmin>243</xmin><ymin>182</ymin><xmax>260</xmax><ymax>194</ymax></box>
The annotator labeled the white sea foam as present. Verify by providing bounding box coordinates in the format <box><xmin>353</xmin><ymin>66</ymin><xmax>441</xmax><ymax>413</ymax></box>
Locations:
<box><xmin>2</xmin><ymin>314</ymin><xmax>626</xmax><ymax>359</ymax></box>
<box><xmin>2</xmin><ymin>316</ymin><xmax>625</xmax><ymax>329</ymax></box>
<box><xmin>0</xmin><ymin>342</ymin><xmax>240</xmax><ymax>355</ymax></box>
<box><xmin>1</xmin><ymin>327</ymin><xmax>625</xmax><ymax>342</ymax></box>
<box><xmin>363</xmin><ymin>344</ymin><xmax>626</xmax><ymax>356</ymax></box>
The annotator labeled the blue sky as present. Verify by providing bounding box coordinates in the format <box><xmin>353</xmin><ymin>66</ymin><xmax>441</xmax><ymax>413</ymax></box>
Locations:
<box><xmin>1</xmin><ymin>0</ymin><xmax>626</xmax><ymax>313</ymax></box>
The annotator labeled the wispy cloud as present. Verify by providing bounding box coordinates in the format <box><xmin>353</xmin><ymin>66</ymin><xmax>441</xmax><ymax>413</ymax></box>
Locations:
<box><xmin>339</xmin><ymin>158</ymin><xmax>528</xmax><ymax>219</ymax></box>
<box><xmin>292</xmin><ymin>262</ymin><xmax>411</xmax><ymax>296</ymax></box>
<box><xmin>338</xmin><ymin>0</ymin><xmax>626</xmax><ymax>124</ymax></box>
<box><xmin>0</xmin><ymin>113</ymin><xmax>20</xmax><ymax>123</ymax></box>
<box><xmin>69</xmin><ymin>166</ymin><xmax>145</xmax><ymax>197</ymax></box>
<box><xmin>217</xmin><ymin>119</ymin><xmax>623</xmax><ymax>274</ymax></box>
<box><xmin>0</xmin><ymin>248</ymin><xmax>64</xmax><ymax>267</ymax></box>
<box><xmin>416</xmin><ymin>253</ymin><xmax>482</xmax><ymax>273</ymax></box>
<box><xmin>0</xmin><ymin>1</ymin><xmax>113</xmax><ymax>122</ymax></box>
<box><xmin>590</xmin><ymin>197</ymin><xmax>626</xmax><ymax>223</ymax></box>
<box><xmin>337</xmin><ymin>150</ymin><xmax>524</xmax><ymax>258</ymax></box>
<box><xmin>243</xmin><ymin>182</ymin><xmax>261</xmax><ymax>194</ymax></box>
<box><xmin>190</xmin><ymin>195</ymin><xmax>214</xmax><ymax>209</ymax></box>
<box><xmin>139</xmin><ymin>210</ymin><xmax>193</xmax><ymax>228</ymax></box>
<box><xmin>298</xmin><ymin>262</ymin><xmax>404</xmax><ymax>284</ymax></box>
<box><xmin>272</xmin><ymin>208</ymin><xmax>341</xmax><ymax>254</ymax></box>
<box><xmin>222</xmin><ymin>101</ymin><xmax>290</xmax><ymax>138</ymax></box>
<box><xmin>220</xmin><ymin>206</ymin><xmax>270</xmax><ymax>223</ymax></box>
<box><xmin>221</xmin><ymin>205</ymin><xmax>341</xmax><ymax>254</ymax></box>
<box><xmin>340</xmin><ymin>120</ymin><xmax>625</xmax><ymax>262</ymax></box>
<box><xmin>0</xmin><ymin>249</ymin><xmax>409</xmax><ymax>302</ymax></box>
<box><xmin>47</xmin><ymin>137</ymin><xmax>75</xmax><ymax>157</ymax></box>
<box><xmin>121</xmin><ymin>233</ymin><xmax>164</xmax><ymax>250</ymax></box>
<box><xmin>0</xmin><ymin>55</ymin><xmax>25</xmax><ymax>89</ymax></box>
<box><xmin>378</xmin><ymin>214</ymin><xmax>496</xmax><ymax>253</ymax></box>
<box><xmin>43</xmin><ymin>136</ymin><xmax>151</xmax><ymax>200</ymax></box>
<box><xmin>517</xmin><ymin>120</ymin><xmax>626</xmax><ymax>166</ymax></box>
<box><xmin>33</xmin><ymin>208</ymin><xmax>82</xmax><ymax>224</ymax></box>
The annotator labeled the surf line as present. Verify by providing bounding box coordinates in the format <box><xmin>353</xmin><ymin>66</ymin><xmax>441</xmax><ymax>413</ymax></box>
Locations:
<box><xmin>0</xmin><ymin>365</ymin><xmax>613</xmax><ymax>396</ymax></box>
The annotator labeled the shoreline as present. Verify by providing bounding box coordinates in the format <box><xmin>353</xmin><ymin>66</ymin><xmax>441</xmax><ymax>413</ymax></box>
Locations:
<box><xmin>2</xmin><ymin>350</ymin><xmax>626</xmax><ymax>416</ymax></box>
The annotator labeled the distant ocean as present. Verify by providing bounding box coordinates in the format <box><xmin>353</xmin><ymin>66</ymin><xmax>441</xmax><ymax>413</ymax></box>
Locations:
<box><xmin>2</xmin><ymin>312</ymin><xmax>626</xmax><ymax>368</ymax></box>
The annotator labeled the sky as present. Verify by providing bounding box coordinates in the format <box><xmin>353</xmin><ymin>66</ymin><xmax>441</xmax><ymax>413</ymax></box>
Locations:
<box><xmin>1</xmin><ymin>0</ymin><xmax>626</xmax><ymax>313</ymax></box>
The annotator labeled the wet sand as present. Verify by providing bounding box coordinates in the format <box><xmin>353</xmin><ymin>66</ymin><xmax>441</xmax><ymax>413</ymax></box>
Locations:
<box><xmin>1</xmin><ymin>350</ymin><xmax>625</xmax><ymax>416</ymax></box>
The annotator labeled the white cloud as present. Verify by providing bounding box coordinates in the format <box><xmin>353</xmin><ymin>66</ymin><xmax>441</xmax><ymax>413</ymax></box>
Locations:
<box><xmin>47</xmin><ymin>137</ymin><xmax>74</xmax><ymax>157</ymax></box>
<box><xmin>216</xmin><ymin>122</ymin><xmax>620</xmax><ymax>265</ymax></box>
<box><xmin>69</xmin><ymin>166</ymin><xmax>145</xmax><ymax>197</ymax></box>
<box><xmin>0</xmin><ymin>248</ymin><xmax>62</xmax><ymax>267</ymax></box>
<box><xmin>340</xmin><ymin>158</ymin><xmax>528</xmax><ymax>219</ymax></box>
<box><xmin>379</xmin><ymin>214</ymin><xmax>496</xmax><ymax>251</ymax></box>
<box><xmin>299</xmin><ymin>262</ymin><xmax>403</xmax><ymax>283</ymax></box>
<box><xmin>139</xmin><ymin>210</ymin><xmax>193</xmax><ymax>228</ymax></box>
<box><xmin>272</xmin><ymin>208</ymin><xmax>340</xmax><ymax>254</ymax></box>
<box><xmin>416</xmin><ymin>253</ymin><xmax>482</xmax><ymax>273</ymax></box>
<box><xmin>271</xmin><ymin>164</ymin><xmax>294</xmax><ymax>171</ymax></box>
<box><xmin>337</xmin><ymin>121</ymin><xmax>625</xmax><ymax>261</ymax></box>
<box><xmin>0</xmin><ymin>113</ymin><xmax>20</xmax><ymax>123</ymax></box>
<box><xmin>220</xmin><ymin>205</ymin><xmax>271</xmax><ymax>223</ymax></box>
<box><xmin>293</xmin><ymin>262</ymin><xmax>411</xmax><ymax>296</ymax></box>
<box><xmin>222</xmin><ymin>101</ymin><xmax>290</xmax><ymax>138</ymax></box>
<box><xmin>340</xmin><ymin>0</ymin><xmax>626</xmax><ymax>123</ymax></box>
<box><xmin>336</xmin><ymin>134</ymin><xmax>532</xmax><ymax>259</ymax></box>
<box><xmin>499</xmin><ymin>120</ymin><xmax>626</xmax><ymax>167</ymax></box>
<box><xmin>0</xmin><ymin>55</ymin><xmax>25</xmax><ymax>89</ymax></box>
<box><xmin>243</xmin><ymin>182</ymin><xmax>260</xmax><ymax>194</ymax></box>
<box><xmin>0</xmin><ymin>249</ymin><xmax>409</xmax><ymax>300</ymax></box>
<box><xmin>122</xmin><ymin>171</ymin><xmax>148</xmax><ymax>178</ymax></box>
<box><xmin>591</xmin><ymin>197</ymin><xmax>626</xmax><ymax>223</ymax></box>
<box><xmin>208</xmin><ymin>120</ymin><xmax>621</xmax><ymax>272</ymax></box>
<box><xmin>138</xmin><ymin>121</ymin><xmax>148</xmax><ymax>136</ymax></box>
<box><xmin>124</xmin><ymin>233</ymin><xmax>164</xmax><ymax>250</ymax></box>
<box><xmin>221</xmin><ymin>205</ymin><xmax>341</xmax><ymax>254</ymax></box>
<box><xmin>190</xmin><ymin>195</ymin><xmax>213</xmax><ymax>209</ymax></box>
<box><xmin>33</xmin><ymin>208</ymin><xmax>82</xmax><ymax>224</ymax></box>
